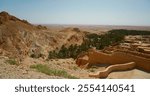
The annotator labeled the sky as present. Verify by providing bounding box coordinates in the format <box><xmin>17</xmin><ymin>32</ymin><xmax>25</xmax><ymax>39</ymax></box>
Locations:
<box><xmin>0</xmin><ymin>0</ymin><xmax>150</xmax><ymax>26</ymax></box>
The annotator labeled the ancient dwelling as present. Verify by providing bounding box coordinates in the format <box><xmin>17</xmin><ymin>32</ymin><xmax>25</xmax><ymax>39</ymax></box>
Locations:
<box><xmin>120</xmin><ymin>35</ymin><xmax>150</xmax><ymax>54</ymax></box>
<box><xmin>76</xmin><ymin>48</ymin><xmax>150</xmax><ymax>78</ymax></box>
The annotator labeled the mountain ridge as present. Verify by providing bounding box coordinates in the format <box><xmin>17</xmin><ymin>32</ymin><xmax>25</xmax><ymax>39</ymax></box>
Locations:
<box><xmin>0</xmin><ymin>11</ymin><xmax>85</xmax><ymax>60</ymax></box>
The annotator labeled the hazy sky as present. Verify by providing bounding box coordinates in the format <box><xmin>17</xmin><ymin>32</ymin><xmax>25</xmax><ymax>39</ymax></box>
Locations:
<box><xmin>0</xmin><ymin>0</ymin><xmax>150</xmax><ymax>26</ymax></box>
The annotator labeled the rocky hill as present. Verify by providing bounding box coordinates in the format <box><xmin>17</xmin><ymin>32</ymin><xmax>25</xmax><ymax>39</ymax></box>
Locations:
<box><xmin>0</xmin><ymin>11</ymin><xmax>36</xmax><ymax>58</ymax></box>
<box><xmin>0</xmin><ymin>11</ymin><xmax>85</xmax><ymax>60</ymax></box>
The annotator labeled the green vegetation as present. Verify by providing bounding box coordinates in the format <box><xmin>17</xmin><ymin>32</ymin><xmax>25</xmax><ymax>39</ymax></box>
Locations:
<box><xmin>5</xmin><ymin>59</ymin><xmax>18</xmax><ymax>65</ymax></box>
<box><xmin>109</xmin><ymin>29</ymin><xmax>150</xmax><ymax>36</ymax></box>
<box><xmin>30</xmin><ymin>53</ymin><xmax>43</xmax><ymax>58</ymax></box>
<box><xmin>30</xmin><ymin>64</ymin><xmax>78</xmax><ymax>79</ymax></box>
<box><xmin>48</xmin><ymin>29</ymin><xmax>150</xmax><ymax>59</ymax></box>
<box><xmin>48</xmin><ymin>44</ymin><xmax>82</xmax><ymax>59</ymax></box>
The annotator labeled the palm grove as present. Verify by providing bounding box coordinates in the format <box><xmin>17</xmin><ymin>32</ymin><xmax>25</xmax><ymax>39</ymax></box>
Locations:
<box><xmin>48</xmin><ymin>29</ymin><xmax>150</xmax><ymax>59</ymax></box>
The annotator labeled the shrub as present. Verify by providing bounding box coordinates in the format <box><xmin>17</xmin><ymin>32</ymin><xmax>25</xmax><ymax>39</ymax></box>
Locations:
<box><xmin>30</xmin><ymin>64</ymin><xmax>78</xmax><ymax>79</ymax></box>
<box><xmin>30</xmin><ymin>53</ymin><xmax>43</xmax><ymax>58</ymax></box>
<box><xmin>5</xmin><ymin>59</ymin><xmax>18</xmax><ymax>65</ymax></box>
<box><xmin>30</xmin><ymin>54</ymin><xmax>36</xmax><ymax>58</ymax></box>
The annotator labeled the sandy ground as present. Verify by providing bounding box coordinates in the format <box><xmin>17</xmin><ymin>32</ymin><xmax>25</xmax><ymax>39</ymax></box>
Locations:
<box><xmin>0</xmin><ymin>56</ymin><xmax>149</xmax><ymax>79</ymax></box>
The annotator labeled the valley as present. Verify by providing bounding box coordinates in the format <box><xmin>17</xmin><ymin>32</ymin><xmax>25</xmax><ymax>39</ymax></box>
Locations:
<box><xmin>0</xmin><ymin>11</ymin><xmax>150</xmax><ymax>79</ymax></box>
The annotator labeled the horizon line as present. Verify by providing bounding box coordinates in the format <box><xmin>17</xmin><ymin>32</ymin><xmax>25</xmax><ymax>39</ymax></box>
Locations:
<box><xmin>32</xmin><ymin>23</ymin><xmax>150</xmax><ymax>27</ymax></box>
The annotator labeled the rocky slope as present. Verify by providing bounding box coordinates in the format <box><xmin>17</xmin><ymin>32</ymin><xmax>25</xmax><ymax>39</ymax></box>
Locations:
<box><xmin>0</xmin><ymin>11</ymin><xmax>85</xmax><ymax>60</ymax></box>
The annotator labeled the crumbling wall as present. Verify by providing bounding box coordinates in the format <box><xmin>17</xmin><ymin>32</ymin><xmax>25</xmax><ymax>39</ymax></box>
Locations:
<box><xmin>76</xmin><ymin>49</ymin><xmax>150</xmax><ymax>72</ymax></box>
<box><xmin>89</xmin><ymin>62</ymin><xmax>136</xmax><ymax>78</ymax></box>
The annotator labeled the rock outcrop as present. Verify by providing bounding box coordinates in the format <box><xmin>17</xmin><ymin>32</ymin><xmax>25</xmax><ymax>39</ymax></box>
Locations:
<box><xmin>0</xmin><ymin>11</ymin><xmax>86</xmax><ymax>60</ymax></box>
<box><xmin>0</xmin><ymin>11</ymin><xmax>58</xmax><ymax>59</ymax></box>
<box><xmin>0</xmin><ymin>11</ymin><xmax>36</xmax><ymax>59</ymax></box>
<box><xmin>76</xmin><ymin>48</ymin><xmax>150</xmax><ymax>78</ymax></box>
